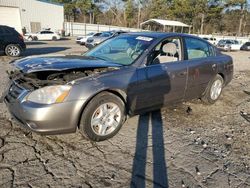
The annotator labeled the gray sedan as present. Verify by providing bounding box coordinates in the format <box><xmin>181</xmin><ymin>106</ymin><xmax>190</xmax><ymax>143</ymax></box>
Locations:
<box><xmin>85</xmin><ymin>30</ymin><xmax>127</xmax><ymax>49</ymax></box>
<box><xmin>2</xmin><ymin>32</ymin><xmax>233</xmax><ymax>141</ymax></box>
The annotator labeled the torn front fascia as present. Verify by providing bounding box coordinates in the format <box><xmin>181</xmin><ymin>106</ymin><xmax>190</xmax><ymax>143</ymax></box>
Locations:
<box><xmin>6</xmin><ymin>70</ymin><xmax>63</xmax><ymax>90</ymax></box>
<box><xmin>6</xmin><ymin>68</ymin><xmax>113</xmax><ymax>90</ymax></box>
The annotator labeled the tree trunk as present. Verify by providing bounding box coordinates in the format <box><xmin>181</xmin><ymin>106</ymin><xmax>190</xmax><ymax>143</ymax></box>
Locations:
<box><xmin>237</xmin><ymin>4</ymin><xmax>245</xmax><ymax>36</ymax></box>
<box><xmin>137</xmin><ymin>5</ymin><xmax>141</xmax><ymax>28</ymax></box>
<box><xmin>200</xmin><ymin>13</ymin><xmax>205</xmax><ymax>35</ymax></box>
<box><xmin>238</xmin><ymin>13</ymin><xmax>243</xmax><ymax>36</ymax></box>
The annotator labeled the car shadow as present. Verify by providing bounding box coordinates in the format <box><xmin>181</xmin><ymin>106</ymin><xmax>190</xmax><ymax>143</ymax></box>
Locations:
<box><xmin>130</xmin><ymin>110</ymin><xmax>169</xmax><ymax>187</ymax></box>
<box><xmin>128</xmin><ymin>53</ymin><xmax>170</xmax><ymax>187</ymax></box>
<box><xmin>60</xmin><ymin>37</ymin><xmax>71</xmax><ymax>41</ymax></box>
<box><xmin>25</xmin><ymin>41</ymin><xmax>48</xmax><ymax>45</ymax></box>
<box><xmin>22</xmin><ymin>47</ymin><xmax>70</xmax><ymax>56</ymax></box>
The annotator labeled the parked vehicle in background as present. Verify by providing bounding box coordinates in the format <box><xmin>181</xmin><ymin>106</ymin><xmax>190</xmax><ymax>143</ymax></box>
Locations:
<box><xmin>76</xmin><ymin>32</ymin><xmax>102</xmax><ymax>45</ymax></box>
<box><xmin>0</xmin><ymin>25</ymin><xmax>26</xmax><ymax>57</ymax></box>
<box><xmin>85</xmin><ymin>30</ymin><xmax>127</xmax><ymax>49</ymax></box>
<box><xmin>217</xmin><ymin>39</ymin><xmax>242</xmax><ymax>51</ymax></box>
<box><xmin>240</xmin><ymin>42</ymin><xmax>250</xmax><ymax>51</ymax></box>
<box><xmin>25</xmin><ymin>30</ymin><xmax>61</xmax><ymax>41</ymax></box>
<box><xmin>203</xmin><ymin>37</ymin><xmax>217</xmax><ymax>45</ymax></box>
<box><xmin>3</xmin><ymin>32</ymin><xmax>233</xmax><ymax>141</ymax></box>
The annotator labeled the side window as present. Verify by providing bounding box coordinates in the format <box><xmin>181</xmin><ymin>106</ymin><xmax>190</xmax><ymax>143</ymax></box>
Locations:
<box><xmin>6</xmin><ymin>28</ymin><xmax>15</xmax><ymax>34</ymax></box>
<box><xmin>185</xmin><ymin>37</ymin><xmax>214</xmax><ymax>60</ymax></box>
<box><xmin>40</xmin><ymin>31</ymin><xmax>46</xmax><ymax>34</ymax></box>
<box><xmin>0</xmin><ymin>27</ymin><xmax>5</xmax><ymax>35</ymax></box>
<box><xmin>148</xmin><ymin>37</ymin><xmax>182</xmax><ymax>65</ymax></box>
<box><xmin>0</xmin><ymin>27</ymin><xmax>13</xmax><ymax>35</ymax></box>
<box><xmin>94</xmin><ymin>33</ymin><xmax>101</xmax><ymax>36</ymax></box>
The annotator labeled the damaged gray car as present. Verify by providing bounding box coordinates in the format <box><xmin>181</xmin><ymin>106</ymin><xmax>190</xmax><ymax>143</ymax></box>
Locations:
<box><xmin>2</xmin><ymin>33</ymin><xmax>233</xmax><ymax>141</ymax></box>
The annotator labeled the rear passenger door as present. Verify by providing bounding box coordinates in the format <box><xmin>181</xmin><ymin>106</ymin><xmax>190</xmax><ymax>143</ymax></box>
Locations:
<box><xmin>0</xmin><ymin>27</ymin><xmax>12</xmax><ymax>51</ymax></box>
<box><xmin>183</xmin><ymin>37</ymin><xmax>218</xmax><ymax>100</ymax></box>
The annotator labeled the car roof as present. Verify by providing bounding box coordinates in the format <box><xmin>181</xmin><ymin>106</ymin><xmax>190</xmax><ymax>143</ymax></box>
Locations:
<box><xmin>122</xmin><ymin>32</ymin><xmax>203</xmax><ymax>40</ymax></box>
<box><xmin>0</xmin><ymin>25</ymin><xmax>13</xmax><ymax>29</ymax></box>
<box><xmin>40</xmin><ymin>30</ymin><xmax>53</xmax><ymax>32</ymax></box>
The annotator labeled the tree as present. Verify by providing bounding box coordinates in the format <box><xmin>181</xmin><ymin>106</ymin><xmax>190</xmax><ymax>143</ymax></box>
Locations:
<box><xmin>223</xmin><ymin>0</ymin><xmax>248</xmax><ymax>36</ymax></box>
<box><xmin>125</xmin><ymin>0</ymin><xmax>134</xmax><ymax>27</ymax></box>
<box><xmin>51</xmin><ymin>0</ymin><xmax>250</xmax><ymax>35</ymax></box>
<box><xmin>149</xmin><ymin>0</ymin><xmax>169</xmax><ymax>19</ymax></box>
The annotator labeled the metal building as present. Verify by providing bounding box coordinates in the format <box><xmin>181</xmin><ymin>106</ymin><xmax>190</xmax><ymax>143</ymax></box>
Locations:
<box><xmin>0</xmin><ymin>0</ymin><xmax>64</xmax><ymax>34</ymax></box>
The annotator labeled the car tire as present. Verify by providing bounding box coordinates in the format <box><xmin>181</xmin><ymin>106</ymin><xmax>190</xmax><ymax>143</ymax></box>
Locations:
<box><xmin>52</xmin><ymin>36</ymin><xmax>57</xmax><ymax>41</ymax></box>
<box><xmin>5</xmin><ymin>44</ymin><xmax>21</xmax><ymax>57</ymax></box>
<box><xmin>80</xmin><ymin>92</ymin><xmax>126</xmax><ymax>141</ymax></box>
<box><xmin>33</xmin><ymin>36</ymin><xmax>38</xmax><ymax>41</ymax></box>
<box><xmin>202</xmin><ymin>74</ymin><xmax>224</xmax><ymax>104</ymax></box>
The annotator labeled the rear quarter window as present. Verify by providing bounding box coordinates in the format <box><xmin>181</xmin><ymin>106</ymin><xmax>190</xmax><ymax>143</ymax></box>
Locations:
<box><xmin>184</xmin><ymin>37</ymin><xmax>215</xmax><ymax>60</ymax></box>
<box><xmin>0</xmin><ymin>27</ymin><xmax>14</xmax><ymax>35</ymax></box>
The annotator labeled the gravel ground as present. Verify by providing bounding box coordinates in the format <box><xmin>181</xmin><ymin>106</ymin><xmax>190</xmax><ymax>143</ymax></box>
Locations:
<box><xmin>0</xmin><ymin>39</ymin><xmax>250</xmax><ymax>188</ymax></box>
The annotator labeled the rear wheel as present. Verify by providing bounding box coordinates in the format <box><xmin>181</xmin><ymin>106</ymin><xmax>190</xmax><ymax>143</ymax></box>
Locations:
<box><xmin>5</xmin><ymin>44</ymin><xmax>21</xmax><ymax>57</ymax></box>
<box><xmin>80</xmin><ymin>92</ymin><xmax>126</xmax><ymax>141</ymax></box>
<box><xmin>202</xmin><ymin>74</ymin><xmax>224</xmax><ymax>104</ymax></box>
<box><xmin>52</xmin><ymin>36</ymin><xmax>57</xmax><ymax>41</ymax></box>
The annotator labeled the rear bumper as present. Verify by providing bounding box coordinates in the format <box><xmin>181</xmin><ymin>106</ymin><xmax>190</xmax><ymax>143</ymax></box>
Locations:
<box><xmin>224</xmin><ymin>63</ymin><xmax>234</xmax><ymax>86</ymax></box>
<box><xmin>4</xmin><ymin>98</ymin><xmax>86</xmax><ymax>135</ymax></box>
<box><xmin>19</xmin><ymin>42</ymin><xmax>26</xmax><ymax>51</ymax></box>
<box><xmin>76</xmin><ymin>41</ymin><xmax>85</xmax><ymax>45</ymax></box>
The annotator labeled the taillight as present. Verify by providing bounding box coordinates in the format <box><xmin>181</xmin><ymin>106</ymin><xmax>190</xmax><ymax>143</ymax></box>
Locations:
<box><xmin>18</xmin><ymin>35</ymin><xmax>24</xmax><ymax>41</ymax></box>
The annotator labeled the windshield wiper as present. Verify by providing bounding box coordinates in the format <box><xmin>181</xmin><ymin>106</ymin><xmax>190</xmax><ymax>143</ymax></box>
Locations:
<box><xmin>87</xmin><ymin>55</ymin><xmax>121</xmax><ymax>65</ymax></box>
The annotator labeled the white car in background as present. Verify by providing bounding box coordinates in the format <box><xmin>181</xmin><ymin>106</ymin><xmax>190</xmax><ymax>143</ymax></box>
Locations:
<box><xmin>217</xmin><ymin>39</ymin><xmax>242</xmax><ymax>51</ymax></box>
<box><xmin>76</xmin><ymin>32</ymin><xmax>102</xmax><ymax>45</ymax></box>
<box><xmin>25</xmin><ymin>30</ymin><xmax>61</xmax><ymax>41</ymax></box>
<box><xmin>226</xmin><ymin>40</ymin><xmax>242</xmax><ymax>51</ymax></box>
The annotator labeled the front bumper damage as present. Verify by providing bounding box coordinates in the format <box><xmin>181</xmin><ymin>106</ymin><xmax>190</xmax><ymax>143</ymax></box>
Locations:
<box><xmin>3</xmin><ymin>82</ymin><xmax>85</xmax><ymax>135</ymax></box>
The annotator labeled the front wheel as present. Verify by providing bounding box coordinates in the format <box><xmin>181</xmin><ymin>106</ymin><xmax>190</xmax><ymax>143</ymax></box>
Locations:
<box><xmin>80</xmin><ymin>92</ymin><xmax>126</xmax><ymax>141</ymax></box>
<box><xmin>202</xmin><ymin>74</ymin><xmax>224</xmax><ymax>104</ymax></box>
<box><xmin>5</xmin><ymin>44</ymin><xmax>21</xmax><ymax>57</ymax></box>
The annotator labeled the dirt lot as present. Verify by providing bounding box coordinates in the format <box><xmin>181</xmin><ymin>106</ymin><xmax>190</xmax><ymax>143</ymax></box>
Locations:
<box><xmin>0</xmin><ymin>39</ymin><xmax>250</xmax><ymax>188</ymax></box>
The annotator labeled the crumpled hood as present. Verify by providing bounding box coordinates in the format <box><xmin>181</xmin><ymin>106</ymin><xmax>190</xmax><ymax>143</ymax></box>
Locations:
<box><xmin>13</xmin><ymin>55</ymin><xmax>121</xmax><ymax>73</ymax></box>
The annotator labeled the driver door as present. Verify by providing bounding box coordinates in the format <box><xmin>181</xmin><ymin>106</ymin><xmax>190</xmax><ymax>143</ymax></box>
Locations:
<box><xmin>128</xmin><ymin>37</ymin><xmax>188</xmax><ymax>113</ymax></box>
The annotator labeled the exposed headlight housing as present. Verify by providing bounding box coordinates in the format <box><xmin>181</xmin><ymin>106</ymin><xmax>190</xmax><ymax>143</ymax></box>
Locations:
<box><xmin>26</xmin><ymin>85</ymin><xmax>72</xmax><ymax>104</ymax></box>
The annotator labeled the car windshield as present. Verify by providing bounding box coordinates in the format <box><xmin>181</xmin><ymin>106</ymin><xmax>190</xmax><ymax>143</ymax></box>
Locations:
<box><xmin>100</xmin><ymin>32</ymin><xmax>113</xmax><ymax>37</ymax></box>
<box><xmin>233</xmin><ymin>40</ymin><xmax>239</xmax><ymax>44</ymax></box>
<box><xmin>85</xmin><ymin>35</ymin><xmax>155</xmax><ymax>65</ymax></box>
<box><xmin>87</xmin><ymin>32</ymin><xmax>94</xmax><ymax>36</ymax></box>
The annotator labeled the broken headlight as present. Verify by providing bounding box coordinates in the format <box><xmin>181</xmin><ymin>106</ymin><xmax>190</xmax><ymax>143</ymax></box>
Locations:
<box><xmin>26</xmin><ymin>85</ymin><xmax>72</xmax><ymax>104</ymax></box>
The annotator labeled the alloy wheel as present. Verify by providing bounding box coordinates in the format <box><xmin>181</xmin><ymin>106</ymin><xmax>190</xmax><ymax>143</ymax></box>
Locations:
<box><xmin>7</xmin><ymin>45</ymin><xmax>20</xmax><ymax>57</ymax></box>
<box><xmin>210</xmin><ymin>79</ymin><xmax>223</xmax><ymax>100</ymax></box>
<box><xmin>91</xmin><ymin>102</ymin><xmax>121</xmax><ymax>136</ymax></box>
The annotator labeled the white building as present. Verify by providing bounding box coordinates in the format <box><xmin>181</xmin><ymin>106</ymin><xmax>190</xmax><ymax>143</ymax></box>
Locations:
<box><xmin>0</xmin><ymin>0</ymin><xmax>64</xmax><ymax>34</ymax></box>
